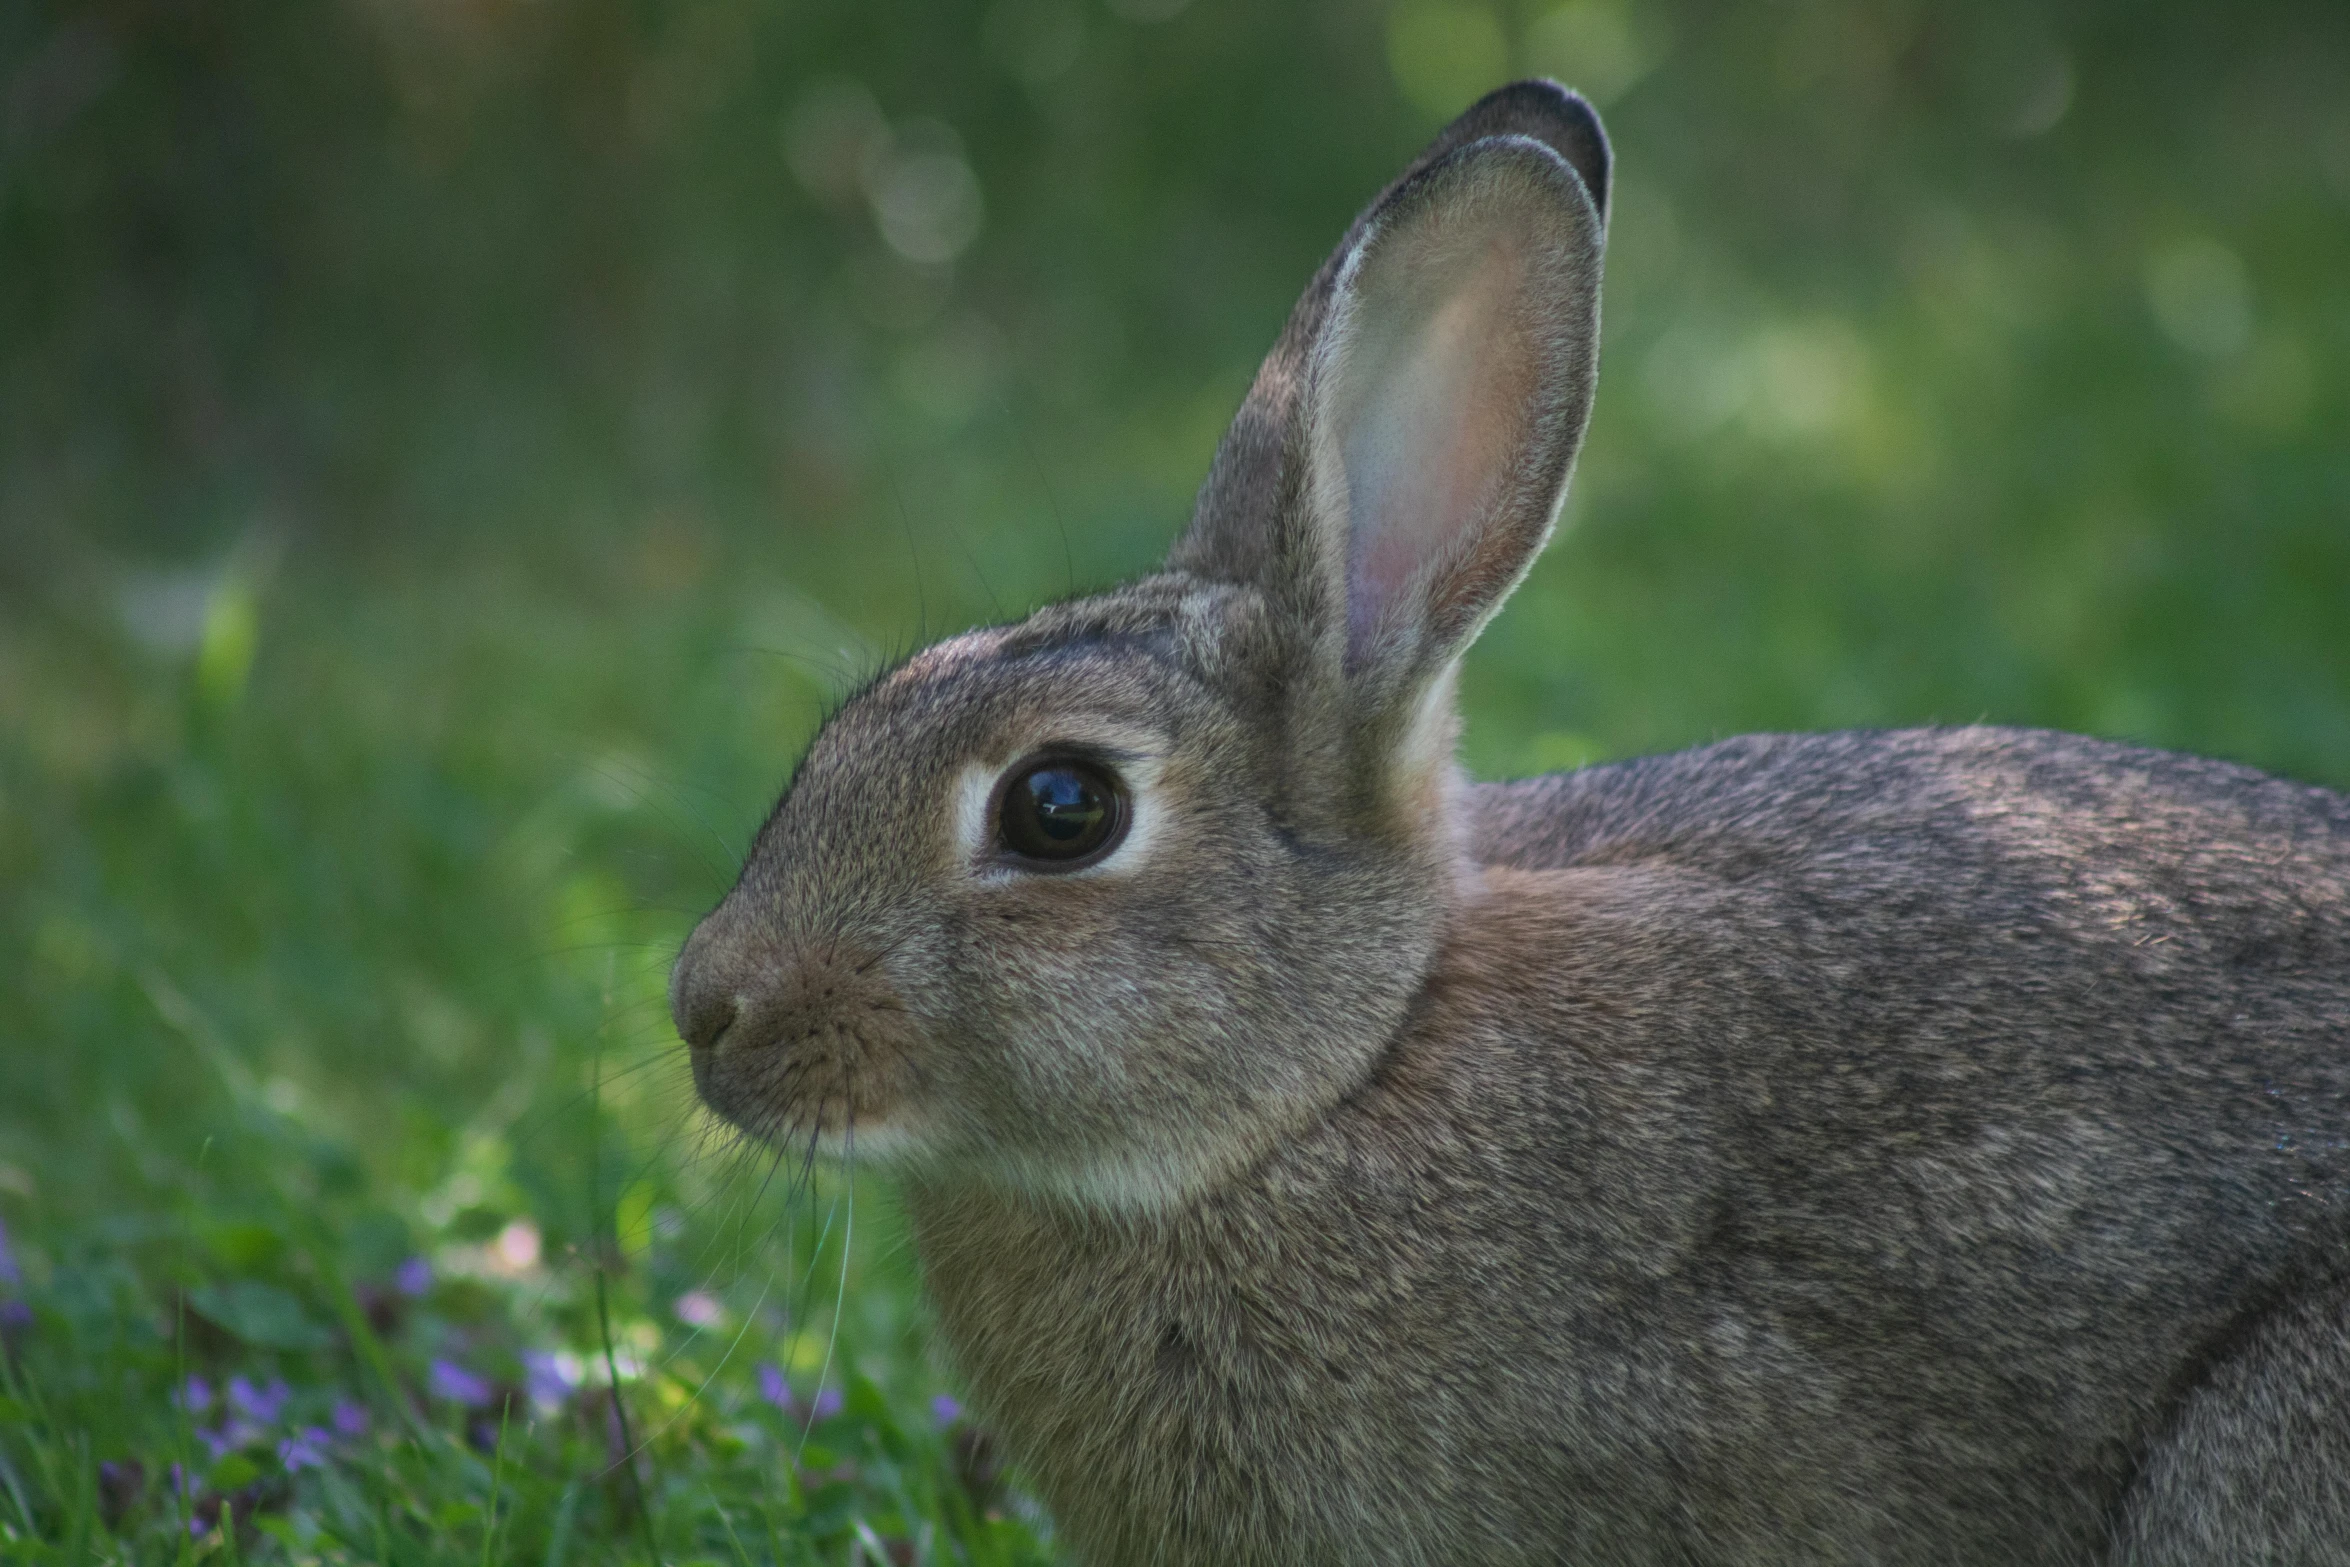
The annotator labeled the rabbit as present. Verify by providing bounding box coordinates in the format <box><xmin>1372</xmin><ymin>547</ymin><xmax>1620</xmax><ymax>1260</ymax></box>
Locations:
<box><xmin>671</xmin><ymin>79</ymin><xmax>2350</xmax><ymax>1566</ymax></box>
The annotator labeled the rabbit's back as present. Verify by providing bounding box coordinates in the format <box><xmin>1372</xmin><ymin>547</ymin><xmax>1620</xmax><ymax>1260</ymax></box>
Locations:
<box><xmin>1475</xmin><ymin>724</ymin><xmax>2350</xmax><ymax>904</ymax></box>
<box><xmin>1478</xmin><ymin>726</ymin><xmax>2349</xmax><ymax>1096</ymax></box>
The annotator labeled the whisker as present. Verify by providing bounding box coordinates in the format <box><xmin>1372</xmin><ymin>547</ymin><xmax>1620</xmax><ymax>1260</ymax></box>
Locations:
<box><xmin>1011</xmin><ymin>408</ymin><xmax>1077</xmax><ymax>599</ymax></box>
<box><xmin>885</xmin><ymin>463</ymin><xmax>931</xmax><ymax>645</ymax></box>
<box><xmin>795</xmin><ymin>1113</ymin><xmax>856</xmax><ymax>1465</ymax></box>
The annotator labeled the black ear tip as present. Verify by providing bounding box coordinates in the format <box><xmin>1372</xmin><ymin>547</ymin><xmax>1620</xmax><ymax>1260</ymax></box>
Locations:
<box><xmin>1454</xmin><ymin>78</ymin><xmax>1611</xmax><ymax>223</ymax></box>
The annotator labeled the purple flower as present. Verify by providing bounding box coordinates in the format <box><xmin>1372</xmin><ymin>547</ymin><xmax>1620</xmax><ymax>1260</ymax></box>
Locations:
<box><xmin>0</xmin><ymin>1217</ymin><xmax>21</xmax><ymax>1288</ymax></box>
<box><xmin>753</xmin><ymin>1363</ymin><xmax>840</xmax><ymax>1421</ymax></box>
<box><xmin>524</xmin><ymin>1350</ymin><xmax>577</xmax><ymax>1408</ymax></box>
<box><xmin>227</xmin><ymin>1376</ymin><xmax>290</xmax><ymax>1424</ymax></box>
<box><xmin>278</xmin><ymin>1427</ymin><xmax>331</xmax><ymax>1472</ymax></box>
<box><xmin>393</xmin><ymin>1256</ymin><xmax>432</xmax><ymax>1297</ymax></box>
<box><xmin>196</xmin><ymin>1421</ymin><xmax>262</xmax><ymax>1461</ymax></box>
<box><xmin>428</xmin><ymin>1358</ymin><xmax>492</xmax><ymax>1408</ymax></box>
<box><xmin>97</xmin><ymin>1458</ymin><xmax>145</xmax><ymax>1526</ymax></box>
<box><xmin>756</xmin><ymin>1362</ymin><xmax>791</xmax><ymax>1412</ymax></box>
<box><xmin>331</xmin><ymin>1397</ymin><xmax>370</xmax><ymax>1438</ymax></box>
<box><xmin>178</xmin><ymin>1375</ymin><xmax>215</xmax><ymax>1414</ymax></box>
<box><xmin>931</xmin><ymin>1393</ymin><xmax>962</xmax><ymax>1426</ymax></box>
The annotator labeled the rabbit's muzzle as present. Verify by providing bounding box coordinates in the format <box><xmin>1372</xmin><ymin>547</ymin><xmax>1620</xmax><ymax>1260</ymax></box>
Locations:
<box><xmin>672</xmin><ymin>927</ymin><xmax>921</xmax><ymax>1149</ymax></box>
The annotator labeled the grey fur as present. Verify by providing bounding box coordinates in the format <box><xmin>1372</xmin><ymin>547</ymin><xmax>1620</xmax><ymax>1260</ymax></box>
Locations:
<box><xmin>673</xmin><ymin>80</ymin><xmax>2350</xmax><ymax>1565</ymax></box>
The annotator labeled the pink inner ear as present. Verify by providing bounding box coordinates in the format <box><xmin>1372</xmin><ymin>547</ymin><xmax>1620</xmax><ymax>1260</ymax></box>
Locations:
<box><xmin>1336</xmin><ymin>233</ymin><xmax>1537</xmax><ymax>654</ymax></box>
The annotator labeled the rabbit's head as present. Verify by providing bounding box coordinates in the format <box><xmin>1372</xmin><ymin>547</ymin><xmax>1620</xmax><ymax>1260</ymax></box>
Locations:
<box><xmin>673</xmin><ymin>82</ymin><xmax>1608</xmax><ymax>1211</ymax></box>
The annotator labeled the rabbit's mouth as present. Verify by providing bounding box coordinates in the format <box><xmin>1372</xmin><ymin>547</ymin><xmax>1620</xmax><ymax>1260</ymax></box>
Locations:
<box><xmin>675</xmin><ymin>936</ymin><xmax>928</xmax><ymax>1159</ymax></box>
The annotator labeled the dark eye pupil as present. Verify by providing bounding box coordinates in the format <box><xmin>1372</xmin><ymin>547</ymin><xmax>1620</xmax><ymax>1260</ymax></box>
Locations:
<box><xmin>998</xmin><ymin>759</ymin><xmax>1124</xmax><ymax>865</ymax></box>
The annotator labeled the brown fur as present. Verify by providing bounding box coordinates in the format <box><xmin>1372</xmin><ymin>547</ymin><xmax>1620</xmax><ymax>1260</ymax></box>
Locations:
<box><xmin>673</xmin><ymin>83</ymin><xmax>2350</xmax><ymax>1563</ymax></box>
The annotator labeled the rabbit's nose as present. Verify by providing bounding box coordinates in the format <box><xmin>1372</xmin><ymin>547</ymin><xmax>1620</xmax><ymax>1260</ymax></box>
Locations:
<box><xmin>676</xmin><ymin>982</ymin><xmax>737</xmax><ymax>1053</ymax></box>
<box><xmin>670</xmin><ymin>925</ymin><xmax>742</xmax><ymax>1051</ymax></box>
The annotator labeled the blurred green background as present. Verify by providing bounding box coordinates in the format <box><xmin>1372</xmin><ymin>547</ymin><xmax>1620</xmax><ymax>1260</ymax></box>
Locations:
<box><xmin>2</xmin><ymin>0</ymin><xmax>2346</xmax><ymax>1559</ymax></box>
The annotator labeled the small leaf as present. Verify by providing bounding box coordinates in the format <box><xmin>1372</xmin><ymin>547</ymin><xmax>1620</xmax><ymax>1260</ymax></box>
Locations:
<box><xmin>209</xmin><ymin>1454</ymin><xmax>260</xmax><ymax>1491</ymax></box>
<box><xmin>186</xmin><ymin>1280</ymin><xmax>332</xmax><ymax>1351</ymax></box>
<box><xmin>202</xmin><ymin>1222</ymin><xmax>286</xmax><ymax>1273</ymax></box>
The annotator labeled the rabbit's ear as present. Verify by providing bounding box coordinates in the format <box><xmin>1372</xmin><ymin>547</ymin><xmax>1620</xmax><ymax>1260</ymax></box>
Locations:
<box><xmin>1308</xmin><ymin>133</ymin><xmax>1602</xmax><ymax>690</ymax></box>
<box><xmin>1171</xmin><ymin>81</ymin><xmax>1605</xmax><ymax>604</ymax></box>
<box><xmin>1172</xmin><ymin>85</ymin><xmax>1605</xmax><ymax>738</ymax></box>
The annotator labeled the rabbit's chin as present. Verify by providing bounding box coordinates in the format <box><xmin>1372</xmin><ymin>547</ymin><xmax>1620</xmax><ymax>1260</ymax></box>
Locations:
<box><xmin>700</xmin><ymin>1057</ymin><xmax>1288</xmax><ymax>1209</ymax></box>
<box><xmin>803</xmin><ymin>1115</ymin><xmax>934</xmax><ymax>1169</ymax></box>
<box><xmin>715</xmin><ymin>1089</ymin><xmax>1256</xmax><ymax>1210</ymax></box>
<box><xmin>703</xmin><ymin>1096</ymin><xmax>939</xmax><ymax>1171</ymax></box>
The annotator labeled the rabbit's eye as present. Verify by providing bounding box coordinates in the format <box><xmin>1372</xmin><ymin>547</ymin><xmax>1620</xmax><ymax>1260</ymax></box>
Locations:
<box><xmin>996</xmin><ymin>756</ymin><xmax>1128</xmax><ymax>869</ymax></box>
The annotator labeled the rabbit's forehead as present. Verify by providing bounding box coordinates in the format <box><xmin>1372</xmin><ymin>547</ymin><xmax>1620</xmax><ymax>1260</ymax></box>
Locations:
<box><xmin>795</xmin><ymin>630</ymin><xmax>1198</xmax><ymax>805</ymax></box>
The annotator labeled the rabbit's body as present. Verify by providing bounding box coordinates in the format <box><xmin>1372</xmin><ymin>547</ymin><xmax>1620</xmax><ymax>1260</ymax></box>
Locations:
<box><xmin>674</xmin><ymin>81</ymin><xmax>2350</xmax><ymax>1563</ymax></box>
<box><xmin>910</xmin><ymin>726</ymin><xmax>2350</xmax><ymax>1565</ymax></box>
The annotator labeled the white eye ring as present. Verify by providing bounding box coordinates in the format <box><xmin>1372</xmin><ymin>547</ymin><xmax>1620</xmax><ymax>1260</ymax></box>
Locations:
<box><xmin>954</xmin><ymin>744</ymin><xmax>1164</xmax><ymax>881</ymax></box>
